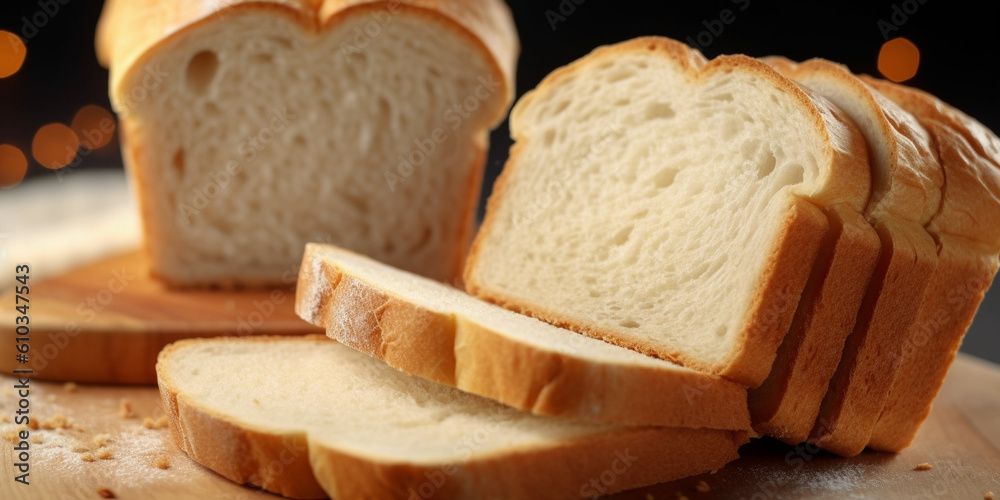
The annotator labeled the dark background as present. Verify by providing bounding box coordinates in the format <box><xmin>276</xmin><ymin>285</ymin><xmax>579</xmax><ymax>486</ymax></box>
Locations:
<box><xmin>1</xmin><ymin>0</ymin><xmax>997</xmax><ymax>363</ymax></box>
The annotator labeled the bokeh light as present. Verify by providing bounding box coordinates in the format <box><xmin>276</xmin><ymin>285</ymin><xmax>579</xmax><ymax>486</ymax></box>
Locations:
<box><xmin>0</xmin><ymin>144</ymin><xmax>28</xmax><ymax>188</ymax></box>
<box><xmin>32</xmin><ymin>123</ymin><xmax>80</xmax><ymax>170</ymax></box>
<box><xmin>0</xmin><ymin>30</ymin><xmax>26</xmax><ymax>78</ymax></box>
<box><xmin>71</xmin><ymin>104</ymin><xmax>117</xmax><ymax>150</ymax></box>
<box><xmin>878</xmin><ymin>37</ymin><xmax>920</xmax><ymax>83</ymax></box>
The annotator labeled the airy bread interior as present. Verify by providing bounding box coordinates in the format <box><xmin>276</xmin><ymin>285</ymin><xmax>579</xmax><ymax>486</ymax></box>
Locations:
<box><xmin>114</xmin><ymin>7</ymin><xmax>508</xmax><ymax>285</ymax></box>
<box><xmin>158</xmin><ymin>336</ymin><xmax>745</xmax><ymax>498</ymax></box>
<box><xmin>296</xmin><ymin>243</ymin><xmax>750</xmax><ymax>429</ymax></box>
<box><xmin>466</xmin><ymin>38</ymin><xmax>868</xmax><ymax>384</ymax></box>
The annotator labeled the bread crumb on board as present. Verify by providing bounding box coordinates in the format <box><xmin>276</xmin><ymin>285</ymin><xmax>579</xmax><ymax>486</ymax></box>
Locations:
<box><xmin>913</xmin><ymin>462</ymin><xmax>933</xmax><ymax>471</ymax></box>
<box><xmin>119</xmin><ymin>399</ymin><xmax>136</xmax><ymax>419</ymax></box>
<box><xmin>984</xmin><ymin>491</ymin><xmax>994</xmax><ymax>500</ymax></box>
<box><xmin>93</xmin><ymin>433</ymin><xmax>112</xmax><ymax>447</ymax></box>
<box><xmin>81</xmin><ymin>452</ymin><xmax>96</xmax><ymax>462</ymax></box>
<box><xmin>154</xmin><ymin>454</ymin><xmax>171</xmax><ymax>470</ymax></box>
<box><xmin>96</xmin><ymin>447</ymin><xmax>113</xmax><ymax>460</ymax></box>
<box><xmin>63</xmin><ymin>382</ymin><xmax>78</xmax><ymax>393</ymax></box>
<box><xmin>143</xmin><ymin>415</ymin><xmax>170</xmax><ymax>430</ymax></box>
<box><xmin>41</xmin><ymin>414</ymin><xmax>71</xmax><ymax>430</ymax></box>
<box><xmin>72</xmin><ymin>444</ymin><xmax>90</xmax><ymax>453</ymax></box>
<box><xmin>695</xmin><ymin>480</ymin><xmax>711</xmax><ymax>493</ymax></box>
<box><xmin>97</xmin><ymin>487</ymin><xmax>116</xmax><ymax>498</ymax></box>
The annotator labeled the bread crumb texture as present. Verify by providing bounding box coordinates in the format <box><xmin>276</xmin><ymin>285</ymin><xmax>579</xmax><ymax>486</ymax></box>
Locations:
<box><xmin>97</xmin><ymin>487</ymin><xmax>116</xmax><ymax>498</ymax></box>
<box><xmin>696</xmin><ymin>479</ymin><xmax>711</xmax><ymax>493</ymax></box>
<box><xmin>913</xmin><ymin>462</ymin><xmax>933</xmax><ymax>471</ymax></box>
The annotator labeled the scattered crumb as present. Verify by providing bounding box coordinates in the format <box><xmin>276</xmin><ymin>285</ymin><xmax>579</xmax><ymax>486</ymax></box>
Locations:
<box><xmin>119</xmin><ymin>399</ymin><xmax>135</xmax><ymax>419</ymax></box>
<box><xmin>984</xmin><ymin>491</ymin><xmax>994</xmax><ymax>500</ymax></box>
<box><xmin>27</xmin><ymin>419</ymin><xmax>39</xmax><ymax>430</ymax></box>
<box><xmin>97</xmin><ymin>487</ymin><xmax>116</xmax><ymax>498</ymax></box>
<box><xmin>913</xmin><ymin>462</ymin><xmax>933</xmax><ymax>471</ymax></box>
<box><xmin>63</xmin><ymin>382</ymin><xmax>78</xmax><ymax>393</ymax></box>
<box><xmin>153</xmin><ymin>454</ymin><xmax>171</xmax><ymax>470</ymax></box>
<box><xmin>30</xmin><ymin>435</ymin><xmax>43</xmax><ymax>444</ymax></box>
<box><xmin>93</xmin><ymin>433</ymin><xmax>112</xmax><ymax>448</ymax></box>
<box><xmin>81</xmin><ymin>452</ymin><xmax>96</xmax><ymax>462</ymax></box>
<box><xmin>41</xmin><ymin>415</ymin><xmax>70</xmax><ymax>430</ymax></box>
<box><xmin>143</xmin><ymin>416</ymin><xmax>169</xmax><ymax>430</ymax></box>
<box><xmin>695</xmin><ymin>480</ymin><xmax>710</xmax><ymax>493</ymax></box>
<box><xmin>96</xmin><ymin>447</ymin><xmax>113</xmax><ymax>460</ymax></box>
<box><xmin>72</xmin><ymin>444</ymin><xmax>90</xmax><ymax>453</ymax></box>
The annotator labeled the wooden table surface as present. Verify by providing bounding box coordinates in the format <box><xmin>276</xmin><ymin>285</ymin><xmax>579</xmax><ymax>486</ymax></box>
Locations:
<box><xmin>1</xmin><ymin>353</ymin><xmax>997</xmax><ymax>499</ymax></box>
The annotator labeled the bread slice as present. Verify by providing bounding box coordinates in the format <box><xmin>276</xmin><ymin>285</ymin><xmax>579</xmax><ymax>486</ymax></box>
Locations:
<box><xmin>464</xmin><ymin>37</ymin><xmax>871</xmax><ymax>386</ymax></box>
<box><xmin>860</xmin><ymin>78</ymin><xmax>1000</xmax><ymax>452</ymax></box>
<box><xmin>96</xmin><ymin>0</ymin><xmax>517</xmax><ymax>285</ymax></box>
<box><xmin>296</xmin><ymin>243</ymin><xmax>749</xmax><ymax>429</ymax></box>
<box><xmin>158</xmin><ymin>336</ymin><xmax>746</xmax><ymax>499</ymax></box>
<box><xmin>750</xmin><ymin>58</ymin><xmax>943</xmax><ymax>456</ymax></box>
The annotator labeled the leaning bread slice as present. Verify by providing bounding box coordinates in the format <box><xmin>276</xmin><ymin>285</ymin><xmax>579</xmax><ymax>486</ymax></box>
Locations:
<box><xmin>296</xmin><ymin>243</ymin><xmax>749</xmax><ymax>430</ymax></box>
<box><xmin>860</xmin><ymin>78</ymin><xmax>1000</xmax><ymax>452</ymax></box>
<box><xmin>751</xmin><ymin>58</ymin><xmax>943</xmax><ymax>456</ymax></box>
<box><xmin>158</xmin><ymin>336</ymin><xmax>746</xmax><ymax>499</ymax></box>
<box><xmin>464</xmin><ymin>37</ymin><xmax>871</xmax><ymax>386</ymax></box>
<box><xmin>96</xmin><ymin>0</ymin><xmax>517</xmax><ymax>285</ymax></box>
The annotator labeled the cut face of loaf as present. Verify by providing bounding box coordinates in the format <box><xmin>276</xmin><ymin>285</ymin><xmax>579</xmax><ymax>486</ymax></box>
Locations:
<box><xmin>97</xmin><ymin>0</ymin><xmax>517</xmax><ymax>286</ymax></box>
<box><xmin>465</xmin><ymin>37</ymin><xmax>871</xmax><ymax>386</ymax></box>
<box><xmin>157</xmin><ymin>337</ymin><xmax>746</xmax><ymax>499</ymax></box>
<box><xmin>295</xmin><ymin>243</ymin><xmax>749</xmax><ymax>429</ymax></box>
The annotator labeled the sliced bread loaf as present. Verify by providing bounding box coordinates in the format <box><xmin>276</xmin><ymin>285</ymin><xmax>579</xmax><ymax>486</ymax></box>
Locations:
<box><xmin>464</xmin><ymin>37</ymin><xmax>871</xmax><ymax>386</ymax></box>
<box><xmin>751</xmin><ymin>58</ymin><xmax>943</xmax><ymax>456</ymax></box>
<box><xmin>158</xmin><ymin>336</ymin><xmax>746</xmax><ymax>499</ymax></box>
<box><xmin>96</xmin><ymin>0</ymin><xmax>517</xmax><ymax>285</ymax></box>
<box><xmin>860</xmin><ymin>78</ymin><xmax>1000</xmax><ymax>452</ymax></box>
<box><xmin>296</xmin><ymin>243</ymin><xmax>749</xmax><ymax>429</ymax></box>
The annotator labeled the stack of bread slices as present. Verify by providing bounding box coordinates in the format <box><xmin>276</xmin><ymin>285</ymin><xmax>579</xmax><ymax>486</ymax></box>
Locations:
<box><xmin>100</xmin><ymin>2</ymin><xmax>1000</xmax><ymax>497</ymax></box>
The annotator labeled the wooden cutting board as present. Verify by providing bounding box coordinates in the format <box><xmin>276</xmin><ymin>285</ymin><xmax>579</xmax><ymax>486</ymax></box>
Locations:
<box><xmin>0</xmin><ymin>251</ymin><xmax>321</xmax><ymax>384</ymax></box>
<box><xmin>1</xmin><ymin>354</ymin><xmax>998</xmax><ymax>499</ymax></box>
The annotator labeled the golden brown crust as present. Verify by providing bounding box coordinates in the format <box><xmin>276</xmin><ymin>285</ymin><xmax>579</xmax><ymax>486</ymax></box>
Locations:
<box><xmin>810</xmin><ymin>218</ymin><xmax>938</xmax><ymax>457</ymax></box>
<box><xmin>869</xmin><ymin>238</ymin><xmax>997</xmax><ymax>451</ymax></box>
<box><xmin>98</xmin><ymin>0</ymin><xmax>516</xmax><ymax>126</ymax></box>
<box><xmin>860</xmin><ymin>80</ymin><xmax>1000</xmax><ymax>452</ymax></box>
<box><xmin>750</xmin><ymin>204</ymin><xmax>880</xmax><ymax>443</ymax></box>
<box><xmin>467</xmin><ymin>37</ymin><xmax>872</xmax><ymax>387</ymax></box>
<box><xmin>296</xmin><ymin>245</ymin><xmax>751</xmax><ymax>429</ymax></box>
<box><xmin>158</xmin><ymin>336</ymin><xmax>746</xmax><ymax>499</ymax></box>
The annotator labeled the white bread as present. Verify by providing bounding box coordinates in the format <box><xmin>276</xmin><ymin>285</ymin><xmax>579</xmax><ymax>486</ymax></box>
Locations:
<box><xmin>464</xmin><ymin>37</ymin><xmax>871</xmax><ymax>386</ymax></box>
<box><xmin>752</xmin><ymin>58</ymin><xmax>943</xmax><ymax>456</ymax></box>
<box><xmin>860</xmin><ymin>78</ymin><xmax>1000</xmax><ymax>452</ymax></box>
<box><xmin>295</xmin><ymin>243</ymin><xmax>750</xmax><ymax>429</ymax></box>
<box><xmin>96</xmin><ymin>0</ymin><xmax>517</xmax><ymax>286</ymax></box>
<box><xmin>157</xmin><ymin>336</ymin><xmax>746</xmax><ymax>499</ymax></box>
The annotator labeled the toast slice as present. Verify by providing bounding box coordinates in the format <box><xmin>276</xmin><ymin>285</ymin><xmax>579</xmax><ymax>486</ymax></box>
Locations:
<box><xmin>752</xmin><ymin>58</ymin><xmax>943</xmax><ymax>456</ymax></box>
<box><xmin>157</xmin><ymin>336</ymin><xmax>746</xmax><ymax>499</ymax></box>
<box><xmin>296</xmin><ymin>243</ymin><xmax>749</xmax><ymax>429</ymax></box>
<box><xmin>860</xmin><ymin>78</ymin><xmax>1000</xmax><ymax>452</ymax></box>
<box><xmin>464</xmin><ymin>37</ymin><xmax>871</xmax><ymax>386</ymax></box>
<box><xmin>96</xmin><ymin>0</ymin><xmax>517</xmax><ymax>285</ymax></box>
